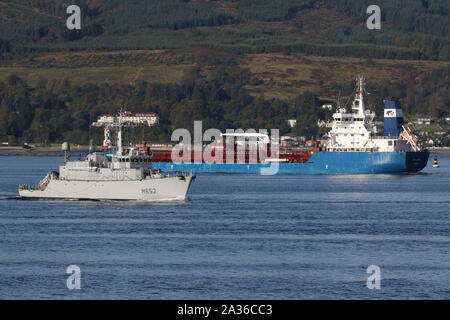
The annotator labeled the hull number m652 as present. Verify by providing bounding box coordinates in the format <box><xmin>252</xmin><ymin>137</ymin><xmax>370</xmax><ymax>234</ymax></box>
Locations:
<box><xmin>141</xmin><ymin>188</ymin><xmax>157</xmax><ymax>195</ymax></box>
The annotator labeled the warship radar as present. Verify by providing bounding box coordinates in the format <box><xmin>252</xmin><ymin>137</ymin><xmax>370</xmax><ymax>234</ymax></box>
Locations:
<box><xmin>18</xmin><ymin>111</ymin><xmax>195</xmax><ymax>201</ymax></box>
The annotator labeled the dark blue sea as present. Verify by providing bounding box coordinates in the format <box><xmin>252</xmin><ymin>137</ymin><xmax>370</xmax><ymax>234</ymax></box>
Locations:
<box><xmin>1</xmin><ymin>154</ymin><xmax>450</xmax><ymax>299</ymax></box>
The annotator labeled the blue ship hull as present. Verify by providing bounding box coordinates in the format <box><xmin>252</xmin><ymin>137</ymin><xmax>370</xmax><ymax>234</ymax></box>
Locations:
<box><xmin>152</xmin><ymin>151</ymin><xmax>429</xmax><ymax>174</ymax></box>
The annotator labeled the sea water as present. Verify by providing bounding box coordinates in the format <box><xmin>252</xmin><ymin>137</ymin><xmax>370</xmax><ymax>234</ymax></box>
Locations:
<box><xmin>0</xmin><ymin>155</ymin><xmax>449</xmax><ymax>299</ymax></box>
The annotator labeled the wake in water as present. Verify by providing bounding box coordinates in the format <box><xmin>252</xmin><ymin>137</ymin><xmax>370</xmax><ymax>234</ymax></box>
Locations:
<box><xmin>3</xmin><ymin>195</ymin><xmax>190</xmax><ymax>205</ymax></box>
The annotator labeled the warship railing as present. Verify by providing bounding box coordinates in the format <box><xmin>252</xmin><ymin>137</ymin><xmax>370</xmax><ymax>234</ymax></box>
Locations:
<box><xmin>18</xmin><ymin>184</ymin><xmax>40</xmax><ymax>191</ymax></box>
<box><xmin>145</xmin><ymin>170</ymin><xmax>195</xmax><ymax>179</ymax></box>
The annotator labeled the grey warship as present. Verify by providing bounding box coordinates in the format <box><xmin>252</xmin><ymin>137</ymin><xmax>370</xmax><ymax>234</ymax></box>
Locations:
<box><xmin>18</xmin><ymin>112</ymin><xmax>195</xmax><ymax>201</ymax></box>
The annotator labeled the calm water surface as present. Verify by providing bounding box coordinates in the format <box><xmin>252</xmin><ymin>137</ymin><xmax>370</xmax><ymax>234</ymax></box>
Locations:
<box><xmin>1</xmin><ymin>155</ymin><xmax>450</xmax><ymax>299</ymax></box>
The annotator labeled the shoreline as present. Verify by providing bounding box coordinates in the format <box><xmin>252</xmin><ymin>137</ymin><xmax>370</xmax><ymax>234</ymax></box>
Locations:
<box><xmin>0</xmin><ymin>145</ymin><xmax>91</xmax><ymax>157</ymax></box>
<box><xmin>0</xmin><ymin>144</ymin><xmax>173</xmax><ymax>156</ymax></box>
<box><xmin>428</xmin><ymin>147</ymin><xmax>450</xmax><ymax>154</ymax></box>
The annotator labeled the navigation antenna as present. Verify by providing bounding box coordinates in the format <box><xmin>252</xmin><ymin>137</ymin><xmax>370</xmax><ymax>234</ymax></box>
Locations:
<box><xmin>117</xmin><ymin>109</ymin><xmax>123</xmax><ymax>155</ymax></box>
<box><xmin>88</xmin><ymin>113</ymin><xmax>93</xmax><ymax>153</ymax></box>
<box><xmin>337</xmin><ymin>90</ymin><xmax>341</xmax><ymax>109</ymax></box>
<box><xmin>62</xmin><ymin>142</ymin><xmax>70</xmax><ymax>164</ymax></box>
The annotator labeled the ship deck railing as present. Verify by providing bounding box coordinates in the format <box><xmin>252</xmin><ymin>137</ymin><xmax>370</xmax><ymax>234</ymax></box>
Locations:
<box><xmin>327</xmin><ymin>148</ymin><xmax>379</xmax><ymax>152</ymax></box>
<box><xmin>145</xmin><ymin>170</ymin><xmax>194</xmax><ymax>179</ymax></box>
<box><xmin>371</xmin><ymin>136</ymin><xmax>402</xmax><ymax>140</ymax></box>
<box><xmin>19</xmin><ymin>184</ymin><xmax>40</xmax><ymax>191</ymax></box>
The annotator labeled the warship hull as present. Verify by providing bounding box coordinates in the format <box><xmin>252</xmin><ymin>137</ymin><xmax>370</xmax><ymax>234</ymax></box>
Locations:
<box><xmin>19</xmin><ymin>175</ymin><xmax>194</xmax><ymax>201</ymax></box>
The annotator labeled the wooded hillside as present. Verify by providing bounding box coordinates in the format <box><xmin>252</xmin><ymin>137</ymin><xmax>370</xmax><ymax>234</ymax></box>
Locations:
<box><xmin>0</xmin><ymin>0</ymin><xmax>448</xmax><ymax>144</ymax></box>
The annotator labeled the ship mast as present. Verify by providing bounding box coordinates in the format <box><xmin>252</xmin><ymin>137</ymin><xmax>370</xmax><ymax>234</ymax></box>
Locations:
<box><xmin>117</xmin><ymin>110</ymin><xmax>123</xmax><ymax>155</ymax></box>
<box><xmin>91</xmin><ymin>109</ymin><xmax>137</xmax><ymax>156</ymax></box>
<box><xmin>352</xmin><ymin>76</ymin><xmax>366</xmax><ymax>115</ymax></box>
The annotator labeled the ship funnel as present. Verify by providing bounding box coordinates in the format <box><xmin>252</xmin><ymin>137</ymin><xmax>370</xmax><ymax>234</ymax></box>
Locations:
<box><xmin>383</xmin><ymin>97</ymin><xmax>404</xmax><ymax>137</ymax></box>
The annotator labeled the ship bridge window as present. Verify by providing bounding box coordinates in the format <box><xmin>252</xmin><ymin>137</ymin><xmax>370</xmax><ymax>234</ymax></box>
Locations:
<box><xmin>388</xmin><ymin>141</ymin><xmax>393</xmax><ymax>146</ymax></box>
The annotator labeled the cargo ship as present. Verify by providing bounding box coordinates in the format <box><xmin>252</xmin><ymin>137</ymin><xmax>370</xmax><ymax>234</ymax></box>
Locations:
<box><xmin>124</xmin><ymin>77</ymin><xmax>430</xmax><ymax>175</ymax></box>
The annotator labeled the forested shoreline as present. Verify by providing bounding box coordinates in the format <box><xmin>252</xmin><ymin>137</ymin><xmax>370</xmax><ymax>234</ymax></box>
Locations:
<box><xmin>1</xmin><ymin>64</ymin><xmax>448</xmax><ymax>145</ymax></box>
<box><xmin>0</xmin><ymin>0</ymin><xmax>448</xmax><ymax>145</ymax></box>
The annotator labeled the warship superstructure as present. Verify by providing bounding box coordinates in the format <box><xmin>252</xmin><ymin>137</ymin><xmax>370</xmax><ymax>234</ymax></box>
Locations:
<box><xmin>18</xmin><ymin>112</ymin><xmax>195</xmax><ymax>201</ymax></box>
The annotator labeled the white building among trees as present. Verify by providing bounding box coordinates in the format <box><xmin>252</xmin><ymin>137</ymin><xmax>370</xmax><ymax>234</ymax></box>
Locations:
<box><xmin>94</xmin><ymin>111</ymin><xmax>159</xmax><ymax>127</ymax></box>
